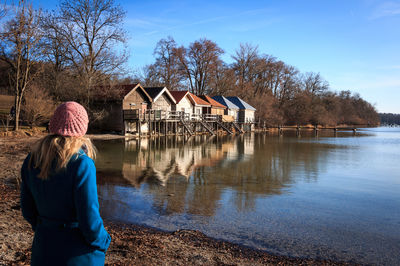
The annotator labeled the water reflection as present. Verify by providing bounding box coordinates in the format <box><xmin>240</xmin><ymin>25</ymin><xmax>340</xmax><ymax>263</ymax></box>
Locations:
<box><xmin>96</xmin><ymin>133</ymin><xmax>340</xmax><ymax>217</ymax></box>
<box><xmin>94</xmin><ymin>130</ymin><xmax>400</xmax><ymax>265</ymax></box>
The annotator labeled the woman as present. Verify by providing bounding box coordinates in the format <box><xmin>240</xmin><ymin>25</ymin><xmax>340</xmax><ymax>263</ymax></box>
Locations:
<box><xmin>20</xmin><ymin>102</ymin><xmax>111</xmax><ymax>266</ymax></box>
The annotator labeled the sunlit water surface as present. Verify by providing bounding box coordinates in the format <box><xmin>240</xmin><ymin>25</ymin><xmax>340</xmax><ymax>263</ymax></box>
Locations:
<box><xmin>95</xmin><ymin>128</ymin><xmax>400</xmax><ymax>265</ymax></box>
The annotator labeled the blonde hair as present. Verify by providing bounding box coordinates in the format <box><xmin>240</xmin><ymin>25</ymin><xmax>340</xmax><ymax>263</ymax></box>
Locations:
<box><xmin>29</xmin><ymin>134</ymin><xmax>96</xmax><ymax>179</ymax></box>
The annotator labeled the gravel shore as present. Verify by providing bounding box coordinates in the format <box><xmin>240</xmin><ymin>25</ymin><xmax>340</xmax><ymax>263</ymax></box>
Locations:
<box><xmin>0</xmin><ymin>134</ymin><xmax>356</xmax><ymax>265</ymax></box>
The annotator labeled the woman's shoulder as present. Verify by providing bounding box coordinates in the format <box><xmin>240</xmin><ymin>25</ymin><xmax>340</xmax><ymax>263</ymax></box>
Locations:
<box><xmin>69</xmin><ymin>150</ymin><xmax>95</xmax><ymax>169</ymax></box>
<box><xmin>68</xmin><ymin>151</ymin><xmax>97</xmax><ymax>185</ymax></box>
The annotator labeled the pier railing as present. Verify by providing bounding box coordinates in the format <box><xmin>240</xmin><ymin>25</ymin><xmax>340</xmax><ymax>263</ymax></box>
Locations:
<box><xmin>124</xmin><ymin>109</ymin><xmax>225</xmax><ymax>123</ymax></box>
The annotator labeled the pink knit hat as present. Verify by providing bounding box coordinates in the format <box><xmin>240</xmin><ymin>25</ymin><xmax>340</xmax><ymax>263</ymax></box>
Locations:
<box><xmin>49</xmin><ymin>102</ymin><xmax>89</xmax><ymax>137</ymax></box>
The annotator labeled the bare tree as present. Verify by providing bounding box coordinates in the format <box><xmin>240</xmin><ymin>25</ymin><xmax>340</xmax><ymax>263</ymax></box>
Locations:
<box><xmin>39</xmin><ymin>12</ymin><xmax>72</xmax><ymax>100</ymax></box>
<box><xmin>0</xmin><ymin>0</ymin><xmax>43</xmax><ymax>130</ymax></box>
<box><xmin>301</xmin><ymin>72</ymin><xmax>329</xmax><ymax>125</ymax></box>
<box><xmin>175</xmin><ymin>38</ymin><xmax>224</xmax><ymax>95</ymax></box>
<box><xmin>55</xmin><ymin>0</ymin><xmax>127</xmax><ymax>106</ymax></box>
<box><xmin>302</xmin><ymin>72</ymin><xmax>329</xmax><ymax>97</ymax></box>
<box><xmin>277</xmin><ymin>65</ymin><xmax>299</xmax><ymax>107</ymax></box>
<box><xmin>134</xmin><ymin>64</ymin><xmax>159</xmax><ymax>86</ymax></box>
<box><xmin>149</xmin><ymin>36</ymin><xmax>183</xmax><ymax>89</ymax></box>
<box><xmin>231</xmin><ymin>44</ymin><xmax>288</xmax><ymax>99</ymax></box>
<box><xmin>208</xmin><ymin>63</ymin><xmax>236</xmax><ymax>96</ymax></box>
<box><xmin>232</xmin><ymin>43</ymin><xmax>259</xmax><ymax>89</ymax></box>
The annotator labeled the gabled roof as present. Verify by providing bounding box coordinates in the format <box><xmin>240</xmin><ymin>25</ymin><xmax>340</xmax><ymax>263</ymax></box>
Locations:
<box><xmin>123</xmin><ymin>83</ymin><xmax>152</xmax><ymax>103</ymax></box>
<box><xmin>188</xmin><ymin>93</ymin><xmax>211</xmax><ymax>106</ymax></box>
<box><xmin>226</xmin><ymin>97</ymin><xmax>256</xmax><ymax>111</ymax></box>
<box><xmin>212</xmin><ymin>96</ymin><xmax>240</xmax><ymax>110</ymax></box>
<box><xmin>121</xmin><ymin>83</ymin><xmax>139</xmax><ymax>96</ymax></box>
<box><xmin>93</xmin><ymin>83</ymin><xmax>152</xmax><ymax>102</ymax></box>
<box><xmin>144</xmin><ymin>87</ymin><xmax>176</xmax><ymax>104</ymax></box>
<box><xmin>199</xmin><ymin>95</ymin><xmax>226</xmax><ymax>109</ymax></box>
<box><xmin>169</xmin><ymin>91</ymin><xmax>191</xmax><ymax>104</ymax></box>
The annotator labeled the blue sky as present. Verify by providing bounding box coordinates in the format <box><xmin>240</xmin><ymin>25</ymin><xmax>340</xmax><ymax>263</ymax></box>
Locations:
<box><xmin>34</xmin><ymin>0</ymin><xmax>400</xmax><ymax>113</ymax></box>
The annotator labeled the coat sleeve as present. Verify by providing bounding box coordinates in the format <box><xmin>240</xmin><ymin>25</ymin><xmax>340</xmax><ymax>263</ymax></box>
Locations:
<box><xmin>73</xmin><ymin>157</ymin><xmax>111</xmax><ymax>252</ymax></box>
<box><xmin>20</xmin><ymin>155</ymin><xmax>38</xmax><ymax>231</ymax></box>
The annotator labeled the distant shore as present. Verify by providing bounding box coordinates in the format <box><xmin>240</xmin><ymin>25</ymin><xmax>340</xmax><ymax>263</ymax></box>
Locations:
<box><xmin>0</xmin><ymin>134</ymin><xmax>356</xmax><ymax>265</ymax></box>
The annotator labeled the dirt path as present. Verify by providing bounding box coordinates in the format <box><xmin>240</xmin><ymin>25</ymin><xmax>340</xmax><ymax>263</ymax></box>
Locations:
<box><xmin>0</xmin><ymin>134</ymin><xmax>356</xmax><ymax>265</ymax></box>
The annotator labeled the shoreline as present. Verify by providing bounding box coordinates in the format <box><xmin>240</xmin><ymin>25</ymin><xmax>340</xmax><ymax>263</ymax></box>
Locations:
<box><xmin>0</xmin><ymin>135</ymin><xmax>357</xmax><ymax>265</ymax></box>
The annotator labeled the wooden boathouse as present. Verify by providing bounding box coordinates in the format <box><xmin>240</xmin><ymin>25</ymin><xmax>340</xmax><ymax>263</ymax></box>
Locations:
<box><xmin>225</xmin><ymin>96</ymin><xmax>256</xmax><ymax>131</ymax></box>
<box><xmin>122</xmin><ymin>85</ymin><xmax>248</xmax><ymax>137</ymax></box>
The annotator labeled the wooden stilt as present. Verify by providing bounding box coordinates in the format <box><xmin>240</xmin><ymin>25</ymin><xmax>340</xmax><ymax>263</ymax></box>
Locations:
<box><xmin>148</xmin><ymin>115</ymin><xmax>152</xmax><ymax>137</ymax></box>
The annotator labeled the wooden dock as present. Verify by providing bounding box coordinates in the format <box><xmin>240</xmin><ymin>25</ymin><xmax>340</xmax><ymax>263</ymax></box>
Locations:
<box><xmin>256</xmin><ymin>125</ymin><xmax>359</xmax><ymax>136</ymax></box>
<box><xmin>123</xmin><ymin>109</ymin><xmax>251</xmax><ymax>137</ymax></box>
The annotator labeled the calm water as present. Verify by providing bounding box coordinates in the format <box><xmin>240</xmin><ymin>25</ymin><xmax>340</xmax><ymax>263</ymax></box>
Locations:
<box><xmin>95</xmin><ymin>128</ymin><xmax>400</xmax><ymax>265</ymax></box>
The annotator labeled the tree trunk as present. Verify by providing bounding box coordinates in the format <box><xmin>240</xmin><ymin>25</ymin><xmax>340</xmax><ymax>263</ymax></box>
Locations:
<box><xmin>13</xmin><ymin>95</ymin><xmax>22</xmax><ymax>131</ymax></box>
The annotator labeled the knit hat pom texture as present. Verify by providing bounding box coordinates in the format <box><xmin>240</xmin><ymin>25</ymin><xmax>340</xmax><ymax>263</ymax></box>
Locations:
<box><xmin>49</xmin><ymin>102</ymin><xmax>89</xmax><ymax>137</ymax></box>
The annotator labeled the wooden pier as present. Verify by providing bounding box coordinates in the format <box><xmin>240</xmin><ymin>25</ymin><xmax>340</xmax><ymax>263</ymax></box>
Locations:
<box><xmin>257</xmin><ymin>124</ymin><xmax>359</xmax><ymax>136</ymax></box>
<box><xmin>123</xmin><ymin>109</ymin><xmax>251</xmax><ymax>137</ymax></box>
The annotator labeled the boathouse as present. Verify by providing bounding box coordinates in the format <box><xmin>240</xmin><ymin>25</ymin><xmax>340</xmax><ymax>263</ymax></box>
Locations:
<box><xmin>170</xmin><ymin>90</ymin><xmax>194</xmax><ymax>118</ymax></box>
<box><xmin>212</xmin><ymin>95</ymin><xmax>240</xmax><ymax>121</ymax></box>
<box><xmin>122</xmin><ymin>84</ymin><xmax>152</xmax><ymax>113</ymax></box>
<box><xmin>226</xmin><ymin>96</ymin><xmax>256</xmax><ymax>123</ymax></box>
<box><xmin>199</xmin><ymin>95</ymin><xmax>226</xmax><ymax>116</ymax></box>
<box><xmin>92</xmin><ymin>83</ymin><xmax>152</xmax><ymax>132</ymax></box>
<box><xmin>188</xmin><ymin>92</ymin><xmax>211</xmax><ymax>120</ymax></box>
<box><xmin>122</xmin><ymin>84</ymin><xmax>153</xmax><ymax>134</ymax></box>
<box><xmin>144</xmin><ymin>87</ymin><xmax>176</xmax><ymax>112</ymax></box>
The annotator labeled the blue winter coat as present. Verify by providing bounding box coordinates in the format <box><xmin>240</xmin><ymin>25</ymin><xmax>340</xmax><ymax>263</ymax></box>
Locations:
<box><xmin>20</xmin><ymin>150</ymin><xmax>111</xmax><ymax>266</ymax></box>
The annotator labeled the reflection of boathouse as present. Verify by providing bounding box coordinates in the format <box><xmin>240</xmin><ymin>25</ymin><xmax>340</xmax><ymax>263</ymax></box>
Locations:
<box><xmin>97</xmin><ymin>134</ymin><xmax>334</xmax><ymax>229</ymax></box>
<box><xmin>121</xmin><ymin>136</ymin><xmax>224</xmax><ymax>188</ymax></box>
<box><xmin>97</xmin><ymin>134</ymin><xmax>331</xmax><ymax>218</ymax></box>
<box><xmin>116</xmin><ymin>134</ymin><xmax>294</xmax><ymax>216</ymax></box>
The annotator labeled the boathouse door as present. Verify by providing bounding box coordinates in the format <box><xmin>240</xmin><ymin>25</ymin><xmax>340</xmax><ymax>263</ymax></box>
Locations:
<box><xmin>141</xmin><ymin>102</ymin><xmax>147</xmax><ymax>115</ymax></box>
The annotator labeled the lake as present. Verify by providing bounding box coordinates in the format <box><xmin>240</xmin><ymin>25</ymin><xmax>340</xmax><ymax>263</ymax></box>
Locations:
<box><xmin>95</xmin><ymin>128</ymin><xmax>400</xmax><ymax>265</ymax></box>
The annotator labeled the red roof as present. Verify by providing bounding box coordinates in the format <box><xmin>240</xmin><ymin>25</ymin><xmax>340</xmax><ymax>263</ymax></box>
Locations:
<box><xmin>170</xmin><ymin>91</ymin><xmax>189</xmax><ymax>104</ymax></box>
<box><xmin>188</xmin><ymin>93</ymin><xmax>210</xmax><ymax>106</ymax></box>
<box><xmin>199</xmin><ymin>95</ymin><xmax>226</xmax><ymax>109</ymax></box>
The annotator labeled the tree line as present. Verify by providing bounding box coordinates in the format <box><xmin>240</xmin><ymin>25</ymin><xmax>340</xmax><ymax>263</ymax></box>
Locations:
<box><xmin>137</xmin><ymin>38</ymin><xmax>379</xmax><ymax>127</ymax></box>
<box><xmin>379</xmin><ymin>113</ymin><xmax>400</xmax><ymax>125</ymax></box>
<box><xmin>0</xmin><ymin>0</ymin><xmax>379</xmax><ymax>130</ymax></box>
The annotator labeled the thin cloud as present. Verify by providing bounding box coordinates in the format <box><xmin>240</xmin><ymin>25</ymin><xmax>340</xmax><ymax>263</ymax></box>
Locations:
<box><xmin>228</xmin><ymin>18</ymin><xmax>280</xmax><ymax>33</ymax></box>
<box><xmin>370</xmin><ymin>1</ymin><xmax>400</xmax><ymax>19</ymax></box>
<box><xmin>163</xmin><ymin>15</ymin><xmax>229</xmax><ymax>32</ymax></box>
<box><xmin>144</xmin><ymin>30</ymin><xmax>159</xmax><ymax>36</ymax></box>
<box><xmin>241</xmin><ymin>8</ymin><xmax>275</xmax><ymax>16</ymax></box>
<box><xmin>125</xmin><ymin>18</ymin><xmax>157</xmax><ymax>28</ymax></box>
<box><xmin>136</xmin><ymin>15</ymin><xmax>231</xmax><ymax>37</ymax></box>
<box><xmin>132</xmin><ymin>8</ymin><xmax>277</xmax><ymax>37</ymax></box>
